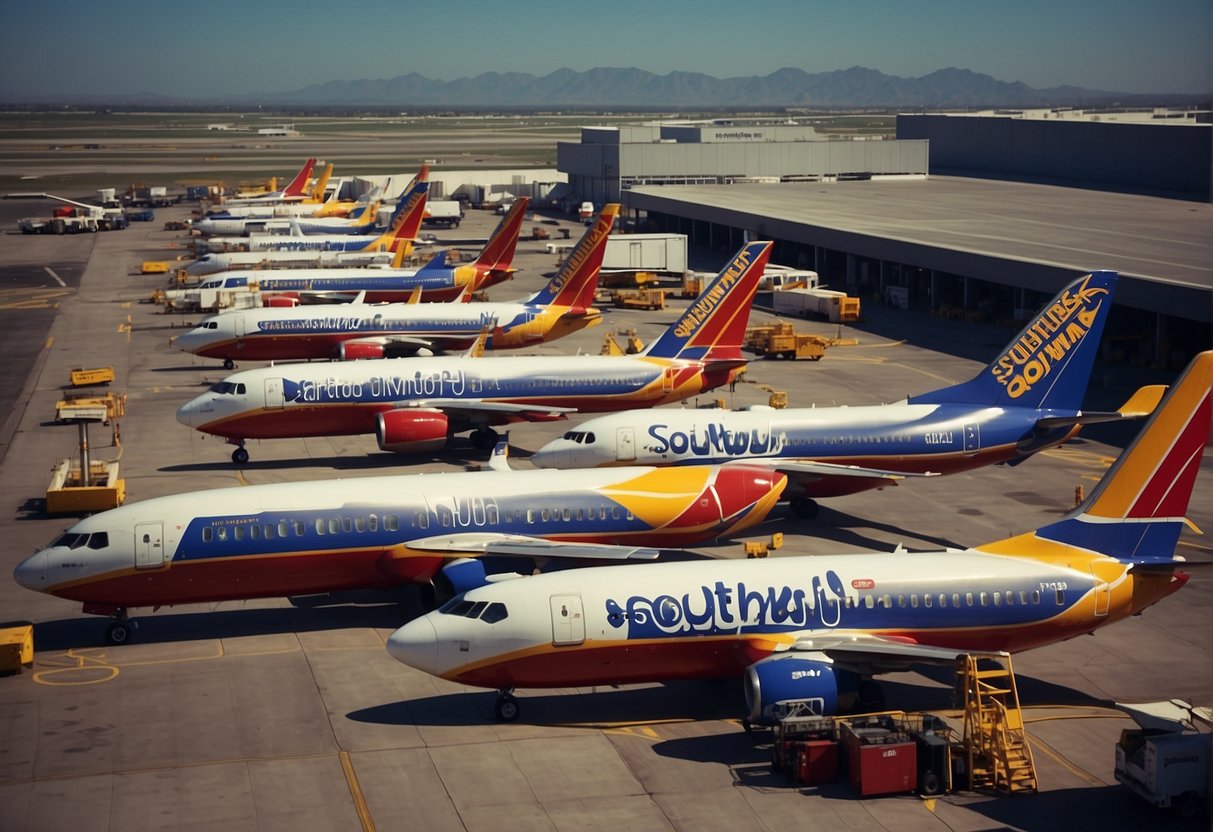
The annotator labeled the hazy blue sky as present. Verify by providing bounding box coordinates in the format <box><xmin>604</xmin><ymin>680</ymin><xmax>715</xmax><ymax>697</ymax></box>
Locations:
<box><xmin>1</xmin><ymin>0</ymin><xmax>1209</xmax><ymax>99</ymax></box>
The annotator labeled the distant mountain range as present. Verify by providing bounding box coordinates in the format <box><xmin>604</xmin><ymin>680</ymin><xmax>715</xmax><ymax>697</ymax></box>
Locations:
<box><xmin>7</xmin><ymin>66</ymin><xmax>1203</xmax><ymax>109</ymax></box>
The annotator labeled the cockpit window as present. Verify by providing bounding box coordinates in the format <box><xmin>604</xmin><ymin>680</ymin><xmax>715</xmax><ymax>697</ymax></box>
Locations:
<box><xmin>437</xmin><ymin>598</ymin><xmax>508</xmax><ymax>622</ymax></box>
<box><xmin>51</xmin><ymin>532</ymin><xmax>87</xmax><ymax>549</ymax></box>
<box><xmin>208</xmin><ymin>381</ymin><xmax>248</xmax><ymax>395</ymax></box>
<box><xmin>87</xmin><ymin>532</ymin><xmax>109</xmax><ymax>550</ymax></box>
<box><xmin>560</xmin><ymin>431</ymin><xmax>598</xmax><ymax>445</ymax></box>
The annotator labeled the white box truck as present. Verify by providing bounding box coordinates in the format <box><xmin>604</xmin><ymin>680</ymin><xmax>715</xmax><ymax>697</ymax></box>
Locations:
<box><xmin>602</xmin><ymin>233</ymin><xmax>687</xmax><ymax>275</ymax></box>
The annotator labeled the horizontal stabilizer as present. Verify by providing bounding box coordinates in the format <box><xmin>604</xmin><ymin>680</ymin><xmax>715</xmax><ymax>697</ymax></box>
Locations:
<box><xmin>410</xmin><ymin>532</ymin><xmax>660</xmax><ymax>560</ymax></box>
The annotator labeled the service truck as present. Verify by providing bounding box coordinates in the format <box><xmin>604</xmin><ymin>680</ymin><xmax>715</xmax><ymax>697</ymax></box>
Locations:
<box><xmin>15</xmin><ymin>193</ymin><xmax>128</xmax><ymax>233</ymax></box>
<box><xmin>601</xmin><ymin>233</ymin><xmax>687</xmax><ymax>276</ymax></box>
<box><xmin>1114</xmin><ymin>700</ymin><xmax>1211</xmax><ymax>819</ymax></box>
<box><xmin>421</xmin><ymin>200</ymin><xmax>463</xmax><ymax>228</ymax></box>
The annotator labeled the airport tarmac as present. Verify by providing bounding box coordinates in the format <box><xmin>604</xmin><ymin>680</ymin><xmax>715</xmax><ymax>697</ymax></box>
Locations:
<box><xmin>0</xmin><ymin>204</ymin><xmax>1209</xmax><ymax>831</ymax></box>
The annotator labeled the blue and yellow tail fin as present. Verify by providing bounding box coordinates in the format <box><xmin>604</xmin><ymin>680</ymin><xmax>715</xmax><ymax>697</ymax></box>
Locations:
<box><xmin>983</xmin><ymin>351</ymin><xmax>1211</xmax><ymax>564</ymax></box>
<box><xmin>642</xmin><ymin>241</ymin><xmax>771</xmax><ymax>361</ymax></box>
<box><xmin>525</xmin><ymin>204</ymin><xmax>618</xmax><ymax>309</ymax></box>
<box><xmin>911</xmin><ymin>271</ymin><xmax>1116</xmax><ymax>411</ymax></box>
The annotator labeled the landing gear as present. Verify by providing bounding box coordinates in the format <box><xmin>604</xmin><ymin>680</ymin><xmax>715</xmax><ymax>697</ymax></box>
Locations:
<box><xmin>495</xmin><ymin>690</ymin><xmax>519</xmax><ymax>721</ymax></box>
<box><xmin>231</xmin><ymin>442</ymin><xmax>249</xmax><ymax>465</ymax></box>
<box><xmin>223</xmin><ymin>358</ymin><xmax>235</xmax><ymax>370</ymax></box>
<box><xmin>856</xmin><ymin>679</ymin><xmax>885</xmax><ymax>712</ymax></box>
<box><xmin>789</xmin><ymin>496</ymin><xmax>819</xmax><ymax>519</ymax></box>
<box><xmin>104</xmin><ymin>610</ymin><xmax>136</xmax><ymax>645</ymax></box>
<box><xmin>470</xmin><ymin>427</ymin><xmax>500</xmax><ymax>451</ymax></box>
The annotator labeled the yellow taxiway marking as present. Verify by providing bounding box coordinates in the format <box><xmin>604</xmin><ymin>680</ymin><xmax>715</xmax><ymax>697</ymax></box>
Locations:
<box><xmin>235</xmin><ymin>469</ymin><xmax>249</xmax><ymax>486</ymax></box>
<box><xmin>0</xmin><ymin>287</ymin><xmax>72</xmax><ymax>310</ymax></box>
<box><xmin>45</xmin><ymin>336</ymin><xmax>54</xmax><ymax>350</ymax></box>
<box><xmin>340</xmin><ymin>751</ymin><xmax>377</xmax><ymax>832</ymax></box>
<box><xmin>33</xmin><ymin>640</ymin><xmax>300</xmax><ymax>686</ymax></box>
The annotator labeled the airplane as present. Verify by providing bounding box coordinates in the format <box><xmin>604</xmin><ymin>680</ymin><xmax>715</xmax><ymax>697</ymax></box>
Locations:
<box><xmin>197</xmin><ymin>171</ymin><xmax>430</xmax><ymax>255</ymax></box>
<box><xmin>175</xmin><ymin>240</ymin><xmax>773</xmax><ymax>463</ymax></box>
<box><xmin>384</xmin><ymin>350</ymin><xmax>1212</xmax><ymax>723</ymax></box>
<box><xmin>203</xmin><ymin>163</ymin><xmax>345</xmax><ymax>219</ymax></box>
<box><xmin>183</xmin><ymin>181</ymin><xmax>431</xmax><ymax>278</ymax></box>
<box><xmin>163</xmin><ymin>198</ymin><xmax>529</xmax><ymax>313</ymax></box>
<box><xmin>174</xmin><ymin>204</ymin><xmax>619</xmax><ymax>367</ymax></box>
<box><xmin>193</xmin><ymin>190</ymin><xmax>383</xmax><ymax>237</ymax></box>
<box><xmin>225</xmin><ymin>158</ymin><xmax>317</xmax><ymax>204</ymax></box>
<box><xmin>12</xmin><ymin>460</ymin><xmax>788</xmax><ymax>645</ymax></box>
<box><xmin>532</xmin><ymin>271</ymin><xmax>1161</xmax><ymax>517</ymax></box>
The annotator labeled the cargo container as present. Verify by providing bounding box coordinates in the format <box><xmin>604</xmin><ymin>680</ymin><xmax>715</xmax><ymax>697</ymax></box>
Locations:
<box><xmin>842</xmin><ymin>717</ymin><xmax>917</xmax><ymax>797</ymax></box>
<box><xmin>421</xmin><ymin>200</ymin><xmax>463</xmax><ymax>228</ymax></box>
<box><xmin>772</xmin><ymin>286</ymin><xmax>861</xmax><ymax>323</ymax></box>
<box><xmin>602</xmin><ymin>233</ymin><xmax>687</xmax><ymax>275</ymax></box>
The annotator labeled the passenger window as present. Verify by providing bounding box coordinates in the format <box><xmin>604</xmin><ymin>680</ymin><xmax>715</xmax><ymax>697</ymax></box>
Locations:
<box><xmin>965</xmin><ymin>592</ymin><xmax>974</xmax><ymax>607</ymax></box>
<box><xmin>368</xmin><ymin>515</ymin><xmax>378</xmax><ymax>532</ymax></box>
<box><xmin>233</xmin><ymin>526</ymin><xmax>245</xmax><ymax>541</ymax></box>
<box><xmin>295</xmin><ymin>521</ymin><xmax>306</xmax><ymax>537</ymax></box>
<box><xmin>938</xmin><ymin>594</ymin><xmax>947</xmax><ymax>608</ymax></box>
<box><xmin>342</xmin><ymin>518</ymin><xmax>353</xmax><ymax>533</ymax></box>
<box><xmin>993</xmin><ymin>592</ymin><xmax>1002</xmax><ymax>607</ymax></box>
<box><xmin>315</xmin><ymin>519</ymin><xmax>326</xmax><ymax>536</ymax></box>
<box><xmin>1055</xmin><ymin>589</ymin><xmax>1065</xmax><ymax>605</ymax></box>
<box><xmin>952</xmin><ymin>593</ymin><xmax>960</xmax><ymax>608</ymax></box>
<box><xmin>1032</xmin><ymin>590</ymin><xmax>1041</xmax><ymax>604</ymax></box>
<box><xmin>216</xmin><ymin>527</ymin><xmax>228</xmax><ymax>541</ymax></box>
<box><xmin>897</xmin><ymin>594</ymin><xmax>906</xmax><ymax>608</ymax></box>
<box><xmin>278</xmin><ymin>520</ymin><xmax>289</xmax><ymax>538</ymax></box>
<box><xmin>249</xmin><ymin>525</ymin><xmax>260</xmax><ymax>541</ymax></box>
<box><xmin>910</xmin><ymin>594</ymin><xmax>919</xmax><ymax>608</ymax></box>
<box><xmin>863</xmin><ymin>595</ymin><xmax>874</xmax><ymax>609</ymax></box>
<box><xmin>386</xmin><ymin>515</ymin><xmax>399</xmax><ymax>532</ymax></box>
<box><xmin>1005</xmin><ymin>591</ymin><xmax>1014</xmax><ymax>606</ymax></box>
<box><xmin>328</xmin><ymin>518</ymin><xmax>339</xmax><ymax>534</ymax></box>
<box><xmin>202</xmin><ymin>528</ymin><xmax>213</xmax><ymax>543</ymax></box>
<box><xmin>355</xmin><ymin>517</ymin><xmax>365</xmax><ymax>533</ymax></box>
<box><xmin>923</xmin><ymin>594</ymin><xmax>933</xmax><ymax>608</ymax></box>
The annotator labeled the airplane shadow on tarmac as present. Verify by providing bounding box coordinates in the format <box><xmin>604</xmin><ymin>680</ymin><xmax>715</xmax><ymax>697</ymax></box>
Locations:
<box><xmin>753</xmin><ymin>507</ymin><xmax>966</xmax><ymax>552</ymax></box>
<box><xmin>29</xmin><ymin>587</ymin><xmax>429</xmax><ymax>651</ymax></box>
<box><xmin>158</xmin><ymin>448</ymin><xmax>502</xmax><ymax>474</ymax></box>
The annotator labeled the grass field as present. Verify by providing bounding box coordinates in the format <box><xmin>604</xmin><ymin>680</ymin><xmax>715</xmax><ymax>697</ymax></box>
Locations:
<box><xmin>0</xmin><ymin>111</ymin><xmax>897</xmax><ymax>195</ymax></box>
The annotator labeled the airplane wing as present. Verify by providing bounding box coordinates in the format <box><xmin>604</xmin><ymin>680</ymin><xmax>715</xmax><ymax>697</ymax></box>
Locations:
<box><xmin>725</xmin><ymin>457</ymin><xmax>940</xmax><ymax>489</ymax></box>
<box><xmin>778</xmin><ymin>631</ymin><xmax>1005</xmax><ymax>675</ymax></box>
<box><xmin>406</xmin><ymin>532</ymin><xmax>661</xmax><ymax>561</ymax></box>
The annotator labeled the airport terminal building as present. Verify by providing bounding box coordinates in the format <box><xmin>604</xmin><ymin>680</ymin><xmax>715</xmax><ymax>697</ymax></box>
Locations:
<box><xmin>555</xmin><ymin>112</ymin><xmax>1212</xmax><ymax>370</ymax></box>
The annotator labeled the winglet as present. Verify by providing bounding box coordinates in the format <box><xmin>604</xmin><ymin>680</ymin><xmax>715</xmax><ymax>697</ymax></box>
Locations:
<box><xmin>464</xmin><ymin>323</ymin><xmax>492</xmax><ymax>357</ymax></box>
<box><xmin>985</xmin><ymin>350</ymin><xmax>1211</xmax><ymax>564</ymax></box>
<box><xmin>1119</xmin><ymin>385</ymin><xmax>1167</xmax><ymax>418</ymax></box>
<box><xmin>642</xmin><ymin>241</ymin><xmax>772</xmax><ymax>361</ymax></box>
<box><xmin>524</xmin><ymin>204</ymin><xmax>618</xmax><ymax>309</ymax></box>
<box><xmin>911</xmin><ymin>271</ymin><xmax>1116</xmax><ymax>411</ymax></box>
<box><xmin>488</xmin><ymin>433</ymin><xmax>511</xmax><ymax>471</ymax></box>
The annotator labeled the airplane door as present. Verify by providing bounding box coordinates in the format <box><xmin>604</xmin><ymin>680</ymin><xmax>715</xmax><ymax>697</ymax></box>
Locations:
<box><xmin>662</xmin><ymin>368</ymin><xmax>676</xmax><ymax>393</ymax></box>
<box><xmin>134</xmin><ymin>522</ymin><xmax>165</xmax><ymax>569</ymax></box>
<box><xmin>264</xmin><ymin>378</ymin><xmax>284</xmax><ymax>409</ymax></box>
<box><xmin>963</xmin><ymin>423</ymin><xmax>980</xmax><ymax>454</ymax></box>
<box><xmin>550</xmin><ymin>594</ymin><xmax>585</xmax><ymax>646</ymax></box>
<box><xmin>616</xmin><ymin>427</ymin><xmax>636</xmax><ymax>462</ymax></box>
<box><xmin>1090</xmin><ymin>565</ymin><xmax>1110</xmax><ymax>616</ymax></box>
<box><xmin>234</xmin><ymin>314</ymin><xmax>246</xmax><ymax>339</ymax></box>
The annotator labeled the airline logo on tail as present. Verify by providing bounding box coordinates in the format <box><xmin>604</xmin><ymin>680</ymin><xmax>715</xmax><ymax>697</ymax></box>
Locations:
<box><xmin>991</xmin><ymin>274</ymin><xmax>1110</xmax><ymax>400</ymax></box>
<box><xmin>645</xmin><ymin>241</ymin><xmax>771</xmax><ymax>361</ymax></box>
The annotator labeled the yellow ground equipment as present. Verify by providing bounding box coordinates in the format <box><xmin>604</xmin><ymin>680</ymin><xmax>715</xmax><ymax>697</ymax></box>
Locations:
<box><xmin>959</xmin><ymin>653</ymin><xmax>1038</xmax><ymax>794</ymax></box>
<box><xmin>141</xmin><ymin>261</ymin><xmax>171</xmax><ymax>274</ymax></box>
<box><xmin>0</xmin><ymin>622</ymin><xmax>34</xmax><ymax>675</ymax></box>
<box><xmin>69</xmin><ymin>366</ymin><xmax>115</xmax><ymax>387</ymax></box>
<box><xmin>611</xmin><ymin>288</ymin><xmax>666</xmax><ymax>310</ymax></box>
<box><xmin>56</xmin><ymin>391</ymin><xmax>126</xmax><ymax>424</ymax></box>
<box><xmin>46</xmin><ymin>459</ymin><xmax>126</xmax><ymax>514</ymax></box>
<box><xmin>744</xmin><ymin>322</ymin><xmax>828</xmax><ymax>360</ymax></box>
<box><xmin>600</xmin><ymin>328</ymin><xmax>645</xmax><ymax>356</ymax></box>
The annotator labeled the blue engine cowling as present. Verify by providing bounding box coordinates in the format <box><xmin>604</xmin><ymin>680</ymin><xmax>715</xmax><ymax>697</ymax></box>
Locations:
<box><xmin>743</xmin><ymin>655</ymin><xmax>857</xmax><ymax>725</ymax></box>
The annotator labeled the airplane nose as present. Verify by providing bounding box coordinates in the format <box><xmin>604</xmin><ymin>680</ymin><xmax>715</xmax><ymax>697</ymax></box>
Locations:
<box><xmin>176</xmin><ymin>399</ymin><xmax>197</xmax><ymax>427</ymax></box>
<box><xmin>530</xmin><ymin>444</ymin><xmax>558</xmax><ymax>468</ymax></box>
<box><xmin>13</xmin><ymin>550</ymin><xmax>48</xmax><ymax>592</ymax></box>
<box><xmin>386</xmin><ymin>616</ymin><xmax>438</xmax><ymax>673</ymax></box>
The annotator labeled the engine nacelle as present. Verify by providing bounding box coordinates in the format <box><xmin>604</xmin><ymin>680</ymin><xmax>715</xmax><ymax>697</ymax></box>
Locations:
<box><xmin>339</xmin><ymin>341</ymin><xmax>385</xmax><ymax>360</ymax></box>
<box><xmin>262</xmin><ymin>294</ymin><xmax>299</xmax><ymax>308</ymax></box>
<box><xmin>376</xmin><ymin>409</ymin><xmax>449</xmax><ymax>452</ymax></box>
<box><xmin>743</xmin><ymin>654</ymin><xmax>852</xmax><ymax>725</ymax></box>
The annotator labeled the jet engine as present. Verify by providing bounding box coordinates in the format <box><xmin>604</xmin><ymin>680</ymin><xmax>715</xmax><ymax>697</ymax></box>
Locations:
<box><xmin>376</xmin><ymin>409</ymin><xmax>448</xmax><ymax>452</ymax></box>
<box><xmin>262</xmin><ymin>294</ymin><xmax>300</xmax><ymax>308</ymax></box>
<box><xmin>743</xmin><ymin>653</ymin><xmax>854</xmax><ymax>725</ymax></box>
<box><xmin>339</xmin><ymin>341</ymin><xmax>385</xmax><ymax>360</ymax></box>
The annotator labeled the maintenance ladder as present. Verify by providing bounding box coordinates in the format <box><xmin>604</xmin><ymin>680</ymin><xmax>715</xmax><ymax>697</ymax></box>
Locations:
<box><xmin>959</xmin><ymin>652</ymin><xmax>1037</xmax><ymax>794</ymax></box>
